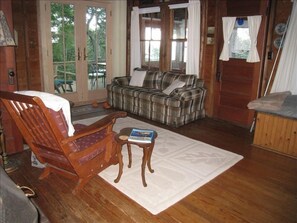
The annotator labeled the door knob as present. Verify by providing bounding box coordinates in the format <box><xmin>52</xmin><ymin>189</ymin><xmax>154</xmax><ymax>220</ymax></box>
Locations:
<box><xmin>84</xmin><ymin>48</ymin><xmax>87</xmax><ymax>61</ymax></box>
<box><xmin>216</xmin><ymin>72</ymin><xmax>221</xmax><ymax>82</ymax></box>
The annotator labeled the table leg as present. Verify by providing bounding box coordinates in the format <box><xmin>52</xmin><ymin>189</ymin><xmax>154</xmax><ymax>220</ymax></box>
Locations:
<box><xmin>147</xmin><ymin>143</ymin><xmax>154</xmax><ymax>173</ymax></box>
<box><xmin>141</xmin><ymin>147</ymin><xmax>149</xmax><ymax>187</ymax></box>
<box><xmin>114</xmin><ymin>143</ymin><xmax>123</xmax><ymax>183</ymax></box>
<box><xmin>127</xmin><ymin>144</ymin><xmax>132</xmax><ymax>168</ymax></box>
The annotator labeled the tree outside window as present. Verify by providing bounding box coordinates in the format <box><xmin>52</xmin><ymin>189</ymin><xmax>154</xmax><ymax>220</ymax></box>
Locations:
<box><xmin>51</xmin><ymin>3</ymin><xmax>107</xmax><ymax>81</ymax></box>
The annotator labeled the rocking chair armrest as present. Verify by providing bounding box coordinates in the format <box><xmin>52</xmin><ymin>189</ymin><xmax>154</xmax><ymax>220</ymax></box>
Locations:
<box><xmin>62</xmin><ymin>111</ymin><xmax>127</xmax><ymax>144</ymax></box>
<box><xmin>78</xmin><ymin>111</ymin><xmax>127</xmax><ymax>135</ymax></box>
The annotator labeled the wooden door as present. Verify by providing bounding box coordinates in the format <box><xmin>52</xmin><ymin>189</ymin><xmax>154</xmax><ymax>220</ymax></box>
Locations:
<box><xmin>214</xmin><ymin>59</ymin><xmax>257</xmax><ymax>126</ymax></box>
<box><xmin>213</xmin><ymin>0</ymin><xmax>269</xmax><ymax>128</ymax></box>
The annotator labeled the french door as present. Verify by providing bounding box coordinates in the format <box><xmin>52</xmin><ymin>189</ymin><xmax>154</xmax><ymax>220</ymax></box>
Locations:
<box><xmin>41</xmin><ymin>0</ymin><xmax>112</xmax><ymax>104</ymax></box>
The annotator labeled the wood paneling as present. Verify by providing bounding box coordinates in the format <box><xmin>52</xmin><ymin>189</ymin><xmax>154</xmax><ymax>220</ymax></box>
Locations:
<box><xmin>227</xmin><ymin>0</ymin><xmax>261</xmax><ymax>16</ymax></box>
<box><xmin>200</xmin><ymin>0</ymin><xmax>218</xmax><ymax>116</ymax></box>
<box><xmin>254</xmin><ymin>112</ymin><xmax>297</xmax><ymax>158</ymax></box>
<box><xmin>0</xmin><ymin>0</ymin><xmax>23</xmax><ymax>154</ymax></box>
<box><xmin>12</xmin><ymin>0</ymin><xmax>41</xmax><ymax>91</ymax></box>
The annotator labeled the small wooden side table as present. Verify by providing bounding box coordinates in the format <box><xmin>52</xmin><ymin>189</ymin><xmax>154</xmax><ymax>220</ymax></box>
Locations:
<box><xmin>114</xmin><ymin>127</ymin><xmax>158</xmax><ymax>187</ymax></box>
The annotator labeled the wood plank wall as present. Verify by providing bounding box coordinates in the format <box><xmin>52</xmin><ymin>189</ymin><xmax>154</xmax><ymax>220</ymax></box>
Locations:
<box><xmin>12</xmin><ymin>0</ymin><xmax>42</xmax><ymax>91</ymax></box>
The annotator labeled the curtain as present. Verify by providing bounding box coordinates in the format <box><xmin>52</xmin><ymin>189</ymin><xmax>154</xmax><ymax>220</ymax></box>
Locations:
<box><xmin>219</xmin><ymin>17</ymin><xmax>236</xmax><ymax>61</ymax></box>
<box><xmin>130</xmin><ymin>7</ymin><xmax>141</xmax><ymax>76</ymax></box>
<box><xmin>186</xmin><ymin>0</ymin><xmax>201</xmax><ymax>76</ymax></box>
<box><xmin>246</xmin><ymin>15</ymin><xmax>262</xmax><ymax>62</ymax></box>
<box><xmin>271</xmin><ymin>0</ymin><xmax>297</xmax><ymax>94</ymax></box>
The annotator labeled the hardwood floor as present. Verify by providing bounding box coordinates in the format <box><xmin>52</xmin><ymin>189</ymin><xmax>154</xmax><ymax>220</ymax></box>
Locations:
<box><xmin>6</xmin><ymin>104</ymin><xmax>297</xmax><ymax>223</ymax></box>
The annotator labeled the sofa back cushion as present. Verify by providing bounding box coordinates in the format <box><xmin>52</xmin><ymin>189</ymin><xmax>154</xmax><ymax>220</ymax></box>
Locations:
<box><xmin>178</xmin><ymin>74</ymin><xmax>197</xmax><ymax>88</ymax></box>
<box><xmin>160</xmin><ymin>72</ymin><xmax>197</xmax><ymax>90</ymax></box>
<box><xmin>142</xmin><ymin>70</ymin><xmax>163</xmax><ymax>89</ymax></box>
<box><xmin>160</xmin><ymin>72</ymin><xmax>179</xmax><ymax>90</ymax></box>
<box><xmin>162</xmin><ymin>79</ymin><xmax>185</xmax><ymax>95</ymax></box>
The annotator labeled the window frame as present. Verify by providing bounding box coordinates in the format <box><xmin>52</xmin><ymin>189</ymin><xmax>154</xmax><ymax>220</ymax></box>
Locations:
<box><xmin>169</xmin><ymin>7</ymin><xmax>188</xmax><ymax>73</ymax></box>
<box><xmin>139</xmin><ymin>12</ymin><xmax>162</xmax><ymax>70</ymax></box>
<box><xmin>137</xmin><ymin>2</ymin><xmax>189</xmax><ymax>73</ymax></box>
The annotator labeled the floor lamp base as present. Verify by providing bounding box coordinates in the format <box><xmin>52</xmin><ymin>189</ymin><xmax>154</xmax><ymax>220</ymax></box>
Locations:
<box><xmin>1</xmin><ymin>155</ymin><xmax>19</xmax><ymax>173</ymax></box>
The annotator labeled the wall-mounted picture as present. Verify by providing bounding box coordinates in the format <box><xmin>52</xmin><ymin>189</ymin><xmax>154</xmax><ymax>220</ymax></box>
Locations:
<box><xmin>207</xmin><ymin>37</ymin><xmax>215</xmax><ymax>45</ymax></box>
<box><xmin>274</xmin><ymin>23</ymin><xmax>286</xmax><ymax>35</ymax></box>
<box><xmin>273</xmin><ymin>37</ymin><xmax>284</xmax><ymax>49</ymax></box>
<box><xmin>207</xmin><ymin>26</ymin><xmax>215</xmax><ymax>35</ymax></box>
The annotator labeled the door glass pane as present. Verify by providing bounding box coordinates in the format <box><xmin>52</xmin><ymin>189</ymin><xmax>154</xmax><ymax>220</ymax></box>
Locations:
<box><xmin>229</xmin><ymin>19</ymin><xmax>251</xmax><ymax>59</ymax></box>
<box><xmin>86</xmin><ymin>6</ymin><xmax>106</xmax><ymax>90</ymax></box>
<box><xmin>51</xmin><ymin>3</ymin><xmax>76</xmax><ymax>94</ymax></box>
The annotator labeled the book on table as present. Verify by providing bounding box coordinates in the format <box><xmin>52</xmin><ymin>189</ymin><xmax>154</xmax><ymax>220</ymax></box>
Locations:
<box><xmin>128</xmin><ymin>128</ymin><xmax>154</xmax><ymax>143</ymax></box>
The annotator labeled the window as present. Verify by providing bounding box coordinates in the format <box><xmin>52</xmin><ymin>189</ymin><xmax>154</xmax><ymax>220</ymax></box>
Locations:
<box><xmin>140</xmin><ymin>12</ymin><xmax>161</xmax><ymax>69</ymax></box>
<box><xmin>138</xmin><ymin>5</ymin><xmax>188</xmax><ymax>72</ymax></box>
<box><xmin>170</xmin><ymin>8</ymin><xmax>188</xmax><ymax>72</ymax></box>
<box><xmin>229</xmin><ymin>19</ymin><xmax>251</xmax><ymax>59</ymax></box>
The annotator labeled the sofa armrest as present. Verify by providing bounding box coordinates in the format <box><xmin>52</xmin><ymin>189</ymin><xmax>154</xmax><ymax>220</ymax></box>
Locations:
<box><xmin>171</xmin><ymin>86</ymin><xmax>206</xmax><ymax>101</ymax></box>
<box><xmin>112</xmin><ymin>76</ymin><xmax>131</xmax><ymax>86</ymax></box>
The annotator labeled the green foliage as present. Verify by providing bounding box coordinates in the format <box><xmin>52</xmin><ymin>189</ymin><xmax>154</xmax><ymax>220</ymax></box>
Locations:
<box><xmin>51</xmin><ymin>3</ymin><xmax>106</xmax><ymax>78</ymax></box>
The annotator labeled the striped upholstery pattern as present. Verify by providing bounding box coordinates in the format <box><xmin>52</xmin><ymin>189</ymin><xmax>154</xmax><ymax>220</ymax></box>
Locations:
<box><xmin>73</xmin><ymin>124</ymin><xmax>112</xmax><ymax>164</ymax></box>
<box><xmin>107</xmin><ymin>71</ymin><xmax>206</xmax><ymax>127</ymax></box>
<box><xmin>142</xmin><ymin>70</ymin><xmax>163</xmax><ymax>89</ymax></box>
<box><xmin>49</xmin><ymin>110</ymin><xmax>113</xmax><ymax>165</ymax></box>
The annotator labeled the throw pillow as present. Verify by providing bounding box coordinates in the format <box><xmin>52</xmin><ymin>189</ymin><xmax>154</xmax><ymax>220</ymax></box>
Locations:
<box><xmin>162</xmin><ymin>79</ymin><xmax>185</xmax><ymax>95</ymax></box>
<box><xmin>129</xmin><ymin>70</ymin><xmax>147</xmax><ymax>87</ymax></box>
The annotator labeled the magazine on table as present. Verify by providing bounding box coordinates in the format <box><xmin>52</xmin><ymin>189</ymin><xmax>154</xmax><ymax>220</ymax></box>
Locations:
<box><xmin>128</xmin><ymin>128</ymin><xmax>154</xmax><ymax>143</ymax></box>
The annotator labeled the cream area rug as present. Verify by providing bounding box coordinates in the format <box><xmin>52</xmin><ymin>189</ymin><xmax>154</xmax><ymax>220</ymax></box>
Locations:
<box><xmin>74</xmin><ymin>116</ymin><xmax>243</xmax><ymax>215</ymax></box>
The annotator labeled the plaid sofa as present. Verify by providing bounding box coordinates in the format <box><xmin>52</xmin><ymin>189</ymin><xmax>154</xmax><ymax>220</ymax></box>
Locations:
<box><xmin>107</xmin><ymin>71</ymin><xmax>206</xmax><ymax>127</ymax></box>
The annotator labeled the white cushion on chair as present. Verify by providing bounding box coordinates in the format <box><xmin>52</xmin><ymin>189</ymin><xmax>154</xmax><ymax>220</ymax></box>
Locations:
<box><xmin>15</xmin><ymin>90</ymin><xmax>75</xmax><ymax>136</ymax></box>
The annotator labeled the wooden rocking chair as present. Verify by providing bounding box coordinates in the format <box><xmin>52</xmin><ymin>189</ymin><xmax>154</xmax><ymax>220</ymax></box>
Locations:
<box><xmin>0</xmin><ymin>91</ymin><xmax>126</xmax><ymax>194</ymax></box>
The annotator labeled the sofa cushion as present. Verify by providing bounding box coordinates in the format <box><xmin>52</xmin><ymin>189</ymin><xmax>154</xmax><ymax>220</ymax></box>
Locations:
<box><xmin>142</xmin><ymin>70</ymin><xmax>163</xmax><ymax>89</ymax></box>
<box><xmin>129</xmin><ymin>70</ymin><xmax>147</xmax><ymax>87</ymax></box>
<box><xmin>160</xmin><ymin>72</ymin><xmax>180</xmax><ymax>90</ymax></box>
<box><xmin>151</xmin><ymin>93</ymin><xmax>181</xmax><ymax>107</ymax></box>
<box><xmin>138</xmin><ymin>89</ymin><xmax>163</xmax><ymax>100</ymax></box>
<box><xmin>178</xmin><ymin>74</ymin><xmax>197</xmax><ymax>87</ymax></box>
<box><xmin>163</xmin><ymin>79</ymin><xmax>185</xmax><ymax>95</ymax></box>
<box><xmin>122</xmin><ymin>86</ymin><xmax>144</xmax><ymax>97</ymax></box>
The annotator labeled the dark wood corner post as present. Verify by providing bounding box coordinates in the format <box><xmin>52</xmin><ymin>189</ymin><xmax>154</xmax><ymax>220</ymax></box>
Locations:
<box><xmin>0</xmin><ymin>0</ymin><xmax>23</xmax><ymax>154</ymax></box>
